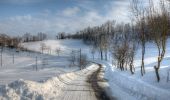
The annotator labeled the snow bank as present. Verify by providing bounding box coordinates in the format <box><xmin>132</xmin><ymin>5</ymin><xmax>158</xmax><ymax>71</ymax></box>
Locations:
<box><xmin>0</xmin><ymin>77</ymin><xmax>64</xmax><ymax>100</ymax></box>
<box><xmin>93</xmin><ymin>61</ymin><xmax>137</xmax><ymax>100</ymax></box>
<box><xmin>105</xmin><ymin>63</ymin><xmax>170</xmax><ymax>100</ymax></box>
<box><xmin>0</xmin><ymin>72</ymin><xmax>78</xmax><ymax>99</ymax></box>
<box><xmin>0</xmin><ymin>64</ymin><xmax>97</xmax><ymax>100</ymax></box>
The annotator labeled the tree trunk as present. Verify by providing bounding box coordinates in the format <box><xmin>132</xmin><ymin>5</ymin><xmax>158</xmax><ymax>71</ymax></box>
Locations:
<box><xmin>154</xmin><ymin>56</ymin><xmax>161</xmax><ymax>82</ymax></box>
<box><xmin>125</xmin><ymin>61</ymin><xmax>128</xmax><ymax>70</ymax></box>
<box><xmin>141</xmin><ymin>44</ymin><xmax>145</xmax><ymax>76</ymax></box>
<box><xmin>130</xmin><ymin>61</ymin><xmax>135</xmax><ymax>74</ymax></box>
<box><xmin>130</xmin><ymin>65</ymin><xmax>134</xmax><ymax>74</ymax></box>
<box><xmin>105</xmin><ymin>50</ymin><xmax>107</xmax><ymax>61</ymax></box>
<box><xmin>101</xmin><ymin>50</ymin><xmax>103</xmax><ymax>60</ymax></box>
<box><xmin>154</xmin><ymin>66</ymin><xmax>160</xmax><ymax>82</ymax></box>
<box><xmin>141</xmin><ymin>61</ymin><xmax>144</xmax><ymax>76</ymax></box>
<box><xmin>119</xmin><ymin>62</ymin><xmax>122</xmax><ymax>70</ymax></box>
<box><xmin>122</xmin><ymin>60</ymin><xmax>125</xmax><ymax>71</ymax></box>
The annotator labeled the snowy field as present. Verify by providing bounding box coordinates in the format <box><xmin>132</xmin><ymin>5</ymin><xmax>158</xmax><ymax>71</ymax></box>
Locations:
<box><xmin>0</xmin><ymin>39</ymin><xmax>90</xmax><ymax>86</ymax></box>
<box><xmin>0</xmin><ymin>39</ymin><xmax>170</xmax><ymax>99</ymax></box>
<box><xmin>21</xmin><ymin>39</ymin><xmax>90</xmax><ymax>56</ymax></box>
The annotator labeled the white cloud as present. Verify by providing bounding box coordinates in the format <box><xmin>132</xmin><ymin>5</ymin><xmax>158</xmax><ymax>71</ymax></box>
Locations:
<box><xmin>9</xmin><ymin>15</ymin><xmax>32</xmax><ymax>21</ymax></box>
<box><xmin>106</xmin><ymin>0</ymin><xmax>131</xmax><ymax>23</ymax></box>
<box><xmin>0</xmin><ymin>0</ymin><xmax>162</xmax><ymax>36</ymax></box>
<box><xmin>0</xmin><ymin>11</ymin><xmax>103</xmax><ymax>36</ymax></box>
<box><xmin>62</xmin><ymin>7</ymin><xmax>80</xmax><ymax>17</ymax></box>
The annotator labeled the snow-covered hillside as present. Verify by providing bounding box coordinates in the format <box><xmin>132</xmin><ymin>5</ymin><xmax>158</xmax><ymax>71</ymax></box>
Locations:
<box><xmin>21</xmin><ymin>39</ymin><xmax>90</xmax><ymax>55</ymax></box>
<box><xmin>0</xmin><ymin>39</ymin><xmax>170</xmax><ymax>100</ymax></box>
<box><xmin>0</xmin><ymin>39</ymin><xmax>90</xmax><ymax>86</ymax></box>
<box><xmin>102</xmin><ymin>39</ymin><xmax>170</xmax><ymax>100</ymax></box>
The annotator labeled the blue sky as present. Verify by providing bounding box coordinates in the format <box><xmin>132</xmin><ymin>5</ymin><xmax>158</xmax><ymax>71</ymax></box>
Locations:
<box><xmin>0</xmin><ymin>0</ymin><xmax>159</xmax><ymax>36</ymax></box>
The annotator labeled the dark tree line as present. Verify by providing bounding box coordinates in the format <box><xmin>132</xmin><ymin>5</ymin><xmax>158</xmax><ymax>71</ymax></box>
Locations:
<box><xmin>0</xmin><ymin>34</ymin><xmax>21</xmax><ymax>48</ymax></box>
<box><xmin>23</xmin><ymin>32</ymin><xmax>47</xmax><ymax>42</ymax></box>
<box><xmin>0</xmin><ymin>34</ymin><xmax>21</xmax><ymax>66</ymax></box>
<box><xmin>56</xmin><ymin>32</ymin><xmax>67</xmax><ymax>39</ymax></box>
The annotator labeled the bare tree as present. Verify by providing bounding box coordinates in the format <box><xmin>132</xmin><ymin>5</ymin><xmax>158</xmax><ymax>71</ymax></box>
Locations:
<box><xmin>147</xmin><ymin>0</ymin><xmax>169</xmax><ymax>82</ymax></box>
<box><xmin>112</xmin><ymin>43</ymin><xmax>128</xmax><ymax>71</ymax></box>
<box><xmin>128</xmin><ymin>43</ymin><xmax>137</xmax><ymax>74</ymax></box>
<box><xmin>98</xmin><ymin>33</ymin><xmax>108</xmax><ymax>60</ymax></box>
<box><xmin>112</xmin><ymin>31</ymin><xmax>129</xmax><ymax>71</ymax></box>
<box><xmin>98</xmin><ymin>34</ymin><xmax>104</xmax><ymax>60</ymax></box>
<box><xmin>131</xmin><ymin>0</ymin><xmax>146</xmax><ymax>76</ymax></box>
<box><xmin>129</xmin><ymin>22</ymin><xmax>138</xmax><ymax>74</ymax></box>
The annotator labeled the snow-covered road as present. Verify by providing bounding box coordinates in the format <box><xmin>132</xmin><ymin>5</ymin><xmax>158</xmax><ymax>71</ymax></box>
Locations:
<box><xmin>0</xmin><ymin>64</ymin><xmax>106</xmax><ymax>100</ymax></box>
<box><xmin>56</xmin><ymin>64</ymin><xmax>99</xmax><ymax>100</ymax></box>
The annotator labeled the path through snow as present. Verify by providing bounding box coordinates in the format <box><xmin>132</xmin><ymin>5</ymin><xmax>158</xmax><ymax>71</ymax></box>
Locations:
<box><xmin>0</xmin><ymin>64</ymin><xmax>101</xmax><ymax>100</ymax></box>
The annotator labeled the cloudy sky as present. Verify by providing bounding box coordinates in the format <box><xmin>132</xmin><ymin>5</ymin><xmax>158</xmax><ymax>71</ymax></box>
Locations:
<box><xmin>0</xmin><ymin>0</ymin><xmax>159</xmax><ymax>36</ymax></box>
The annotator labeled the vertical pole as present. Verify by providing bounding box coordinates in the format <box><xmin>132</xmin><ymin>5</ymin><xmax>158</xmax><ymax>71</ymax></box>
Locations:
<box><xmin>1</xmin><ymin>52</ymin><xmax>2</xmax><ymax>66</ymax></box>
<box><xmin>36</xmin><ymin>56</ymin><xmax>37</xmax><ymax>71</ymax></box>
<box><xmin>167</xmin><ymin>70</ymin><xmax>170</xmax><ymax>82</ymax></box>
<box><xmin>93</xmin><ymin>54</ymin><xmax>94</xmax><ymax>60</ymax></box>
<box><xmin>13</xmin><ymin>53</ymin><xmax>14</xmax><ymax>64</ymax></box>
<box><xmin>80</xmin><ymin>48</ymin><xmax>81</xmax><ymax>70</ymax></box>
<box><xmin>0</xmin><ymin>53</ymin><xmax>2</xmax><ymax>66</ymax></box>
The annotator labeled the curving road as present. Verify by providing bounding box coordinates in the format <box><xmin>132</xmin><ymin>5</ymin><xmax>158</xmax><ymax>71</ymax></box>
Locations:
<box><xmin>0</xmin><ymin>63</ymin><xmax>112</xmax><ymax>100</ymax></box>
<box><xmin>56</xmin><ymin>64</ymin><xmax>99</xmax><ymax>100</ymax></box>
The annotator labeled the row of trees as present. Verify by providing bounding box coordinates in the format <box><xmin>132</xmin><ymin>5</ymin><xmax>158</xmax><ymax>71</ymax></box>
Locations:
<box><xmin>0</xmin><ymin>33</ymin><xmax>47</xmax><ymax>67</ymax></box>
<box><xmin>56</xmin><ymin>32</ymin><xmax>67</xmax><ymax>39</ymax></box>
<box><xmin>0</xmin><ymin>34</ymin><xmax>21</xmax><ymax>48</ymax></box>
<box><xmin>0</xmin><ymin>32</ymin><xmax>47</xmax><ymax>49</ymax></box>
<box><xmin>0</xmin><ymin>34</ymin><xmax>21</xmax><ymax>66</ymax></box>
<box><xmin>131</xmin><ymin>0</ymin><xmax>170</xmax><ymax>81</ymax></box>
<box><xmin>23</xmin><ymin>32</ymin><xmax>47</xmax><ymax>42</ymax></box>
<box><xmin>68</xmin><ymin>21</ymin><xmax>139</xmax><ymax>74</ymax></box>
<box><xmin>68</xmin><ymin>0</ymin><xmax>170</xmax><ymax>82</ymax></box>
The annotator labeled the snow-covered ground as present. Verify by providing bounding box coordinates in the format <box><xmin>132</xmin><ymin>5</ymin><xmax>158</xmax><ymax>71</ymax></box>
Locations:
<box><xmin>0</xmin><ymin>64</ymin><xmax>98</xmax><ymax>100</ymax></box>
<box><xmin>21</xmin><ymin>39</ymin><xmax>90</xmax><ymax>56</ymax></box>
<box><xmin>27</xmin><ymin>39</ymin><xmax>169</xmax><ymax>100</ymax></box>
<box><xmin>101</xmin><ymin>39</ymin><xmax>170</xmax><ymax>100</ymax></box>
<box><xmin>0</xmin><ymin>39</ymin><xmax>90</xmax><ymax>86</ymax></box>
<box><xmin>0</xmin><ymin>39</ymin><xmax>170</xmax><ymax>100</ymax></box>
